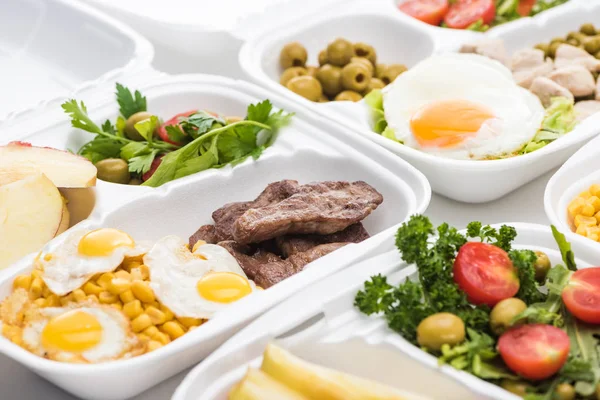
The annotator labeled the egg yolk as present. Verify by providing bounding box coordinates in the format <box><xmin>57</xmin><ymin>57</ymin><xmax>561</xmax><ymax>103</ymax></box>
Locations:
<box><xmin>78</xmin><ymin>228</ymin><xmax>134</xmax><ymax>257</ymax></box>
<box><xmin>410</xmin><ymin>99</ymin><xmax>495</xmax><ymax>148</ymax></box>
<box><xmin>196</xmin><ymin>272</ymin><xmax>252</xmax><ymax>303</ymax></box>
<box><xmin>41</xmin><ymin>310</ymin><xmax>103</xmax><ymax>353</ymax></box>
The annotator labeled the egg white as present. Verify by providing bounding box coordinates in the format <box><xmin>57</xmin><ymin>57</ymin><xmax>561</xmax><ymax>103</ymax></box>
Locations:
<box><xmin>38</xmin><ymin>229</ymin><xmax>149</xmax><ymax>296</ymax></box>
<box><xmin>382</xmin><ymin>53</ymin><xmax>545</xmax><ymax>160</ymax></box>
<box><xmin>144</xmin><ymin>236</ymin><xmax>257</xmax><ymax>320</ymax></box>
<box><xmin>21</xmin><ymin>305</ymin><xmax>139</xmax><ymax>363</ymax></box>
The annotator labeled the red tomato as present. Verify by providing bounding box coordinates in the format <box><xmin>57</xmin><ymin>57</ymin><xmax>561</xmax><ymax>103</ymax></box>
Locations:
<box><xmin>398</xmin><ymin>0</ymin><xmax>449</xmax><ymax>26</ymax></box>
<box><xmin>562</xmin><ymin>268</ymin><xmax>600</xmax><ymax>324</ymax></box>
<box><xmin>517</xmin><ymin>0</ymin><xmax>536</xmax><ymax>16</ymax></box>
<box><xmin>157</xmin><ymin>110</ymin><xmax>198</xmax><ymax>145</ymax></box>
<box><xmin>498</xmin><ymin>324</ymin><xmax>570</xmax><ymax>380</ymax></box>
<box><xmin>142</xmin><ymin>155</ymin><xmax>163</xmax><ymax>182</ymax></box>
<box><xmin>444</xmin><ymin>0</ymin><xmax>496</xmax><ymax>29</ymax></box>
<box><xmin>453</xmin><ymin>242</ymin><xmax>519</xmax><ymax>306</ymax></box>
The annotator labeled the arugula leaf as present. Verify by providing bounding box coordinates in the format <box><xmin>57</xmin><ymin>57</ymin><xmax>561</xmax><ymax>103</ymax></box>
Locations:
<box><xmin>552</xmin><ymin>225</ymin><xmax>577</xmax><ymax>271</ymax></box>
<box><xmin>133</xmin><ymin>115</ymin><xmax>159</xmax><ymax>144</ymax></box>
<box><xmin>510</xmin><ymin>249</ymin><xmax>547</xmax><ymax>304</ymax></box>
<box><xmin>466</xmin><ymin>20</ymin><xmax>489</xmax><ymax>32</ymax></box>
<box><xmin>565</xmin><ymin>314</ymin><xmax>600</xmax><ymax>396</ymax></box>
<box><xmin>174</xmin><ymin>137</ymin><xmax>219</xmax><ymax>179</ymax></box>
<box><xmin>531</xmin><ymin>0</ymin><xmax>570</xmax><ymax>15</ymax></box>
<box><xmin>142</xmin><ymin>139</ymin><xmax>205</xmax><ymax>187</ymax></box>
<box><xmin>128</xmin><ymin>149</ymin><xmax>159</xmax><ymax>175</ymax></box>
<box><xmin>116</xmin><ymin>83</ymin><xmax>146</xmax><ymax>119</ymax></box>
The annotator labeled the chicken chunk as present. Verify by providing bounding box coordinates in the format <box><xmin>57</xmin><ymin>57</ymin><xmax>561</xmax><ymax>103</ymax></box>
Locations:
<box><xmin>511</xmin><ymin>48</ymin><xmax>554</xmax><ymax>88</ymax></box>
<box><xmin>574</xmin><ymin>100</ymin><xmax>600</xmax><ymax>122</ymax></box>
<box><xmin>529</xmin><ymin>76</ymin><xmax>574</xmax><ymax>107</ymax></box>
<box><xmin>460</xmin><ymin>39</ymin><xmax>508</xmax><ymax>65</ymax></box>
<box><xmin>549</xmin><ymin>65</ymin><xmax>596</xmax><ymax>97</ymax></box>
<box><xmin>555</xmin><ymin>44</ymin><xmax>600</xmax><ymax>72</ymax></box>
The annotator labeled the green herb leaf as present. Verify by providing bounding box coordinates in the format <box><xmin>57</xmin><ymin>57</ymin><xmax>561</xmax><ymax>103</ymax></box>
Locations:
<box><xmin>165</xmin><ymin>125</ymin><xmax>188</xmax><ymax>144</ymax></box>
<box><xmin>102</xmin><ymin>120</ymin><xmax>116</xmax><ymax>134</ymax></box>
<box><xmin>180</xmin><ymin>111</ymin><xmax>224</xmax><ymax>139</ymax></box>
<box><xmin>552</xmin><ymin>225</ymin><xmax>577</xmax><ymax>271</ymax></box>
<box><xmin>78</xmin><ymin>136</ymin><xmax>124</xmax><ymax>164</ymax></box>
<box><xmin>116</xmin><ymin>83</ymin><xmax>147</xmax><ymax>119</ymax></box>
<box><xmin>510</xmin><ymin>249</ymin><xmax>547</xmax><ymax>304</ymax></box>
<box><xmin>128</xmin><ymin>149</ymin><xmax>159</xmax><ymax>175</ymax></box>
<box><xmin>62</xmin><ymin>100</ymin><xmax>104</xmax><ymax>135</ymax></box>
<box><xmin>133</xmin><ymin>115</ymin><xmax>159</xmax><ymax>144</ymax></box>
<box><xmin>174</xmin><ymin>137</ymin><xmax>219</xmax><ymax>179</ymax></box>
<box><xmin>354</xmin><ymin>274</ymin><xmax>394</xmax><ymax>315</ymax></box>
<box><xmin>565</xmin><ymin>314</ymin><xmax>600</xmax><ymax>396</ymax></box>
<box><xmin>119</xmin><ymin>142</ymin><xmax>148</xmax><ymax>161</ymax></box>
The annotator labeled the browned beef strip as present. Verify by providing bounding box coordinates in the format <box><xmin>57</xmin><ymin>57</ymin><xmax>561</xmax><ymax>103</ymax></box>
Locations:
<box><xmin>276</xmin><ymin>223</ymin><xmax>370</xmax><ymax>257</ymax></box>
<box><xmin>189</xmin><ymin>225</ymin><xmax>226</xmax><ymax>247</ymax></box>
<box><xmin>232</xmin><ymin>181</ymin><xmax>383</xmax><ymax>244</ymax></box>
<box><xmin>288</xmin><ymin>242</ymin><xmax>349</xmax><ymax>270</ymax></box>
<box><xmin>211</xmin><ymin>180</ymin><xmax>300</xmax><ymax>240</ymax></box>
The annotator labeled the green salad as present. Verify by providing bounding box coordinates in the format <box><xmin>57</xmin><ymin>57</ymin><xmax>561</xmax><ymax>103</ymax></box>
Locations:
<box><xmin>364</xmin><ymin>90</ymin><xmax>577</xmax><ymax>159</ymax></box>
<box><xmin>355</xmin><ymin>215</ymin><xmax>600</xmax><ymax>399</ymax></box>
<box><xmin>62</xmin><ymin>84</ymin><xmax>292</xmax><ymax>187</ymax></box>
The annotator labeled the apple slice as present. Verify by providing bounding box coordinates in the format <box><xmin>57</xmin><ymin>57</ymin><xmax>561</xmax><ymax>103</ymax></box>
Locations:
<box><xmin>229</xmin><ymin>368</ymin><xmax>308</xmax><ymax>400</ymax></box>
<box><xmin>55</xmin><ymin>198</ymin><xmax>71</xmax><ymax>237</ymax></box>
<box><xmin>0</xmin><ymin>142</ymin><xmax>97</xmax><ymax>188</ymax></box>
<box><xmin>0</xmin><ymin>170</ymin><xmax>64</xmax><ymax>269</ymax></box>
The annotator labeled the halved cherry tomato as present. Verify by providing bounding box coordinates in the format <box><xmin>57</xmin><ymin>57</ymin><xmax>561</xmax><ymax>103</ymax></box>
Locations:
<box><xmin>444</xmin><ymin>0</ymin><xmax>496</xmax><ymax>29</ymax></box>
<box><xmin>157</xmin><ymin>110</ymin><xmax>198</xmax><ymax>145</ymax></box>
<box><xmin>562</xmin><ymin>267</ymin><xmax>600</xmax><ymax>324</ymax></box>
<box><xmin>398</xmin><ymin>0</ymin><xmax>449</xmax><ymax>26</ymax></box>
<box><xmin>517</xmin><ymin>0</ymin><xmax>536</xmax><ymax>16</ymax></box>
<box><xmin>142</xmin><ymin>155</ymin><xmax>163</xmax><ymax>182</ymax></box>
<box><xmin>453</xmin><ymin>242</ymin><xmax>519</xmax><ymax>306</ymax></box>
<box><xmin>498</xmin><ymin>324</ymin><xmax>570</xmax><ymax>380</ymax></box>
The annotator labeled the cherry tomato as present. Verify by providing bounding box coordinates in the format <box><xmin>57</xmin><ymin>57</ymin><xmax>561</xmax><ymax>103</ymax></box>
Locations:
<box><xmin>453</xmin><ymin>242</ymin><xmax>519</xmax><ymax>307</ymax></box>
<box><xmin>142</xmin><ymin>155</ymin><xmax>163</xmax><ymax>182</ymax></box>
<box><xmin>498</xmin><ymin>324</ymin><xmax>570</xmax><ymax>380</ymax></box>
<box><xmin>517</xmin><ymin>0</ymin><xmax>536</xmax><ymax>16</ymax></box>
<box><xmin>444</xmin><ymin>0</ymin><xmax>496</xmax><ymax>29</ymax></box>
<box><xmin>562</xmin><ymin>268</ymin><xmax>600</xmax><ymax>324</ymax></box>
<box><xmin>157</xmin><ymin>110</ymin><xmax>198</xmax><ymax>145</ymax></box>
<box><xmin>398</xmin><ymin>0</ymin><xmax>449</xmax><ymax>26</ymax></box>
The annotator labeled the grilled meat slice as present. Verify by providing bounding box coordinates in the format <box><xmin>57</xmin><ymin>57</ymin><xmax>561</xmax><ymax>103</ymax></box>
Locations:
<box><xmin>288</xmin><ymin>242</ymin><xmax>349</xmax><ymax>270</ymax></box>
<box><xmin>276</xmin><ymin>223</ymin><xmax>369</xmax><ymax>257</ymax></box>
<box><xmin>189</xmin><ymin>225</ymin><xmax>226</xmax><ymax>247</ymax></box>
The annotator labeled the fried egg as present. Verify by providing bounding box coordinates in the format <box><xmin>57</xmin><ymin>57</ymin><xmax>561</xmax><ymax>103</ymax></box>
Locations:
<box><xmin>383</xmin><ymin>53</ymin><xmax>545</xmax><ymax>160</ymax></box>
<box><xmin>38</xmin><ymin>228</ymin><xmax>149</xmax><ymax>296</ymax></box>
<box><xmin>144</xmin><ymin>236</ymin><xmax>257</xmax><ymax>320</ymax></box>
<box><xmin>21</xmin><ymin>302</ymin><xmax>142</xmax><ymax>363</ymax></box>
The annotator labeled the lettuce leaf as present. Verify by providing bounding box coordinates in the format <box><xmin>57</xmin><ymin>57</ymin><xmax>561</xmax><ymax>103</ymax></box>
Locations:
<box><xmin>522</xmin><ymin>96</ymin><xmax>577</xmax><ymax>154</ymax></box>
<box><xmin>364</xmin><ymin>89</ymin><xmax>401</xmax><ymax>143</ymax></box>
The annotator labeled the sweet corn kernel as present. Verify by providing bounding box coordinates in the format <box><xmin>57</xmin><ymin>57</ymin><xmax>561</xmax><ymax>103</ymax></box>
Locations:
<box><xmin>120</xmin><ymin>290</ymin><xmax>136</xmax><ymax>304</ymax></box>
<box><xmin>160</xmin><ymin>304</ymin><xmax>174</xmax><ymax>321</ymax></box>
<box><xmin>587</xmin><ymin>225</ymin><xmax>600</xmax><ymax>235</ymax></box>
<box><xmin>114</xmin><ymin>270</ymin><xmax>132</xmax><ymax>281</ymax></box>
<box><xmin>13</xmin><ymin>275</ymin><xmax>32</xmax><ymax>291</ymax></box>
<box><xmin>34</xmin><ymin>298</ymin><xmax>46</xmax><ymax>307</ymax></box>
<box><xmin>30</xmin><ymin>269</ymin><xmax>43</xmax><ymax>280</ymax></box>
<box><xmin>73</xmin><ymin>289</ymin><xmax>87</xmax><ymax>302</ymax></box>
<box><xmin>192</xmin><ymin>240</ymin><xmax>207</xmax><ymax>253</ymax></box>
<box><xmin>137</xmin><ymin>333</ymin><xmax>151</xmax><ymax>342</ymax></box>
<box><xmin>575</xmin><ymin>215</ymin><xmax>597</xmax><ymax>228</ymax></box>
<box><xmin>161</xmin><ymin>321</ymin><xmax>185</xmax><ymax>340</ymax></box>
<box><xmin>588</xmin><ymin>196</ymin><xmax>600</xmax><ymax>212</ymax></box>
<box><xmin>60</xmin><ymin>294</ymin><xmax>74</xmax><ymax>306</ymax></box>
<box><xmin>29</xmin><ymin>278</ymin><xmax>44</xmax><ymax>299</ymax></box>
<box><xmin>589</xmin><ymin>233</ymin><xmax>600</xmax><ymax>242</ymax></box>
<box><xmin>143</xmin><ymin>326</ymin><xmax>159</xmax><ymax>337</ymax></box>
<box><xmin>147</xmin><ymin>340</ymin><xmax>162</xmax><ymax>352</ymax></box>
<box><xmin>144</xmin><ymin>301</ymin><xmax>160</xmax><ymax>310</ymax></box>
<box><xmin>82</xmin><ymin>282</ymin><xmax>103</xmax><ymax>295</ymax></box>
<box><xmin>582</xmin><ymin>203</ymin><xmax>596</xmax><ymax>217</ymax></box>
<box><xmin>124</xmin><ymin>261</ymin><xmax>142</xmax><ymax>271</ymax></box>
<box><xmin>42</xmin><ymin>287</ymin><xmax>52</xmax><ymax>298</ymax></box>
<box><xmin>96</xmin><ymin>273</ymin><xmax>115</xmax><ymax>289</ymax></box>
<box><xmin>576</xmin><ymin>224</ymin><xmax>589</xmax><ymax>236</ymax></box>
<box><xmin>569</xmin><ymin>197</ymin><xmax>586</xmax><ymax>218</ymax></box>
<box><xmin>87</xmin><ymin>294</ymin><xmax>99</xmax><ymax>303</ymax></box>
<box><xmin>580</xmin><ymin>191</ymin><xmax>592</xmax><ymax>199</ymax></box>
<box><xmin>591</xmin><ymin>184</ymin><xmax>600</xmax><ymax>197</ymax></box>
<box><xmin>46</xmin><ymin>294</ymin><xmax>60</xmax><ymax>307</ymax></box>
<box><xmin>123</xmin><ymin>300</ymin><xmax>144</xmax><ymax>319</ymax></box>
<box><xmin>110</xmin><ymin>303</ymin><xmax>123</xmax><ymax>311</ymax></box>
<box><xmin>188</xmin><ymin>326</ymin><xmax>199</xmax><ymax>332</ymax></box>
<box><xmin>177</xmin><ymin>317</ymin><xmax>201</xmax><ymax>328</ymax></box>
<box><xmin>132</xmin><ymin>313</ymin><xmax>152</xmax><ymax>332</ymax></box>
<box><xmin>130</xmin><ymin>268</ymin><xmax>144</xmax><ymax>281</ymax></box>
<box><xmin>3</xmin><ymin>325</ymin><xmax>22</xmax><ymax>345</ymax></box>
<box><xmin>99</xmin><ymin>291</ymin><xmax>119</xmax><ymax>304</ymax></box>
<box><xmin>139</xmin><ymin>265</ymin><xmax>150</xmax><ymax>280</ymax></box>
<box><xmin>153</xmin><ymin>332</ymin><xmax>170</xmax><ymax>345</ymax></box>
<box><xmin>108</xmin><ymin>278</ymin><xmax>131</xmax><ymax>295</ymax></box>
<box><xmin>131</xmin><ymin>281</ymin><xmax>155</xmax><ymax>303</ymax></box>
<box><xmin>145</xmin><ymin>306</ymin><xmax>166</xmax><ymax>325</ymax></box>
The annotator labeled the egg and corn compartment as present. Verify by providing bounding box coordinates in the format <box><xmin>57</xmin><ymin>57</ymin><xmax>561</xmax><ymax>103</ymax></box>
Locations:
<box><xmin>0</xmin><ymin>228</ymin><xmax>258</xmax><ymax>364</ymax></box>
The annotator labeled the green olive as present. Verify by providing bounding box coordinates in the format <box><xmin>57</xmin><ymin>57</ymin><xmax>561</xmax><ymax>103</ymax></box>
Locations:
<box><xmin>306</xmin><ymin>66</ymin><xmax>319</xmax><ymax>78</ymax></box>
<box><xmin>95</xmin><ymin>158</ymin><xmax>130</xmax><ymax>184</ymax></box>
<box><xmin>125</xmin><ymin>111</ymin><xmax>154</xmax><ymax>141</ymax></box>
<box><xmin>551</xmin><ymin>37</ymin><xmax>567</xmax><ymax>45</ymax></box>
<box><xmin>581</xmin><ymin>23</ymin><xmax>597</xmax><ymax>36</ymax></box>
<box><xmin>379</xmin><ymin>64</ymin><xmax>407</xmax><ymax>85</ymax></box>
<box><xmin>567</xmin><ymin>31</ymin><xmax>586</xmax><ymax>43</ymax></box>
<box><xmin>375</xmin><ymin>64</ymin><xmax>388</xmax><ymax>80</ymax></box>
<box><xmin>417</xmin><ymin>312</ymin><xmax>465</xmax><ymax>351</ymax></box>
<box><xmin>326</xmin><ymin>38</ymin><xmax>354</xmax><ymax>67</ymax></box>
<box><xmin>567</xmin><ymin>38</ymin><xmax>579</xmax><ymax>47</ymax></box>
<box><xmin>286</xmin><ymin>76</ymin><xmax>323</xmax><ymax>102</ymax></box>
<box><xmin>318</xmin><ymin>50</ymin><xmax>328</xmax><ymax>66</ymax></box>
<box><xmin>548</xmin><ymin>42</ymin><xmax>562</xmax><ymax>58</ymax></box>
<box><xmin>353</xmin><ymin>42</ymin><xmax>377</xmax><ymax>66</ymax></box>
<box><xmin>280</xmin><ymin>66</ymin><xmax>308</xmax><ymax>86</ymax></box>
<box><xmin>490</xmin><ymin>298</ymin><xmax>527</xmax><ymax>336</ymax></box>
<box><xmin>316</xmin><ymin>64</ymin><xmax>343</xmax><ymax>97</ymax></box>
<box><xmin>317</xmin><ymin>94</ymin><xmax>329</xmax><ymax>103</ymax></box>
<box><xmin>595</xmin><ymin>50</ymin><xmax>600</xmax><ymax>60</ymax></box>
<box><xmin>341</xmin><ymin>62</ymin><xmax>372</xmax><ymax>92</ymax></box>
<box><xmin>350</xmin><ymin>57</ymin><xmax>374</xmax><ymax>76</ymax></box>
<box><xmin>128</xmin><ymin>178</ymin><xmax>142</xmax><ymax>186</ymax></box>
<box><xmin>279</xmin><ymin>42</ymin><xmax>308</xmax><ymax>69</ymax></box>
<box><xmin>534</xmin><ymin>43</ymin><xmax>550</xmax><ymax>56</ymax></box>
<box><xmin>533</xmin><ymin>251</ymin><xmax>551</xmax><ymax>283</ymax></box>
<box><xmin>554</xmin><ymin>383</ymin><xmax>575</xmax><ymax>400</ymax></box>
<box><xmin>501</xmin><ymin>379</ymin><xmax>531</xmax><ymax>397</ymax></box>
<box><xmin>596</xmin><ymin>382</ymin><xmax>600</xmax><ymax>400</ymax></box>
<box><xmin>334</xmin><ymin>90</ymin><xmax>363</xmax><ymax>102</ymax></box>
<box><xmin>364</xmin><ymin>78</ymin><xmax>386</xmax><ymax>95</ymax></box>
<box><xmin>585</xmin><ymin>37</ymin><xmax>600</xmax><ymax>54</ymax></box>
